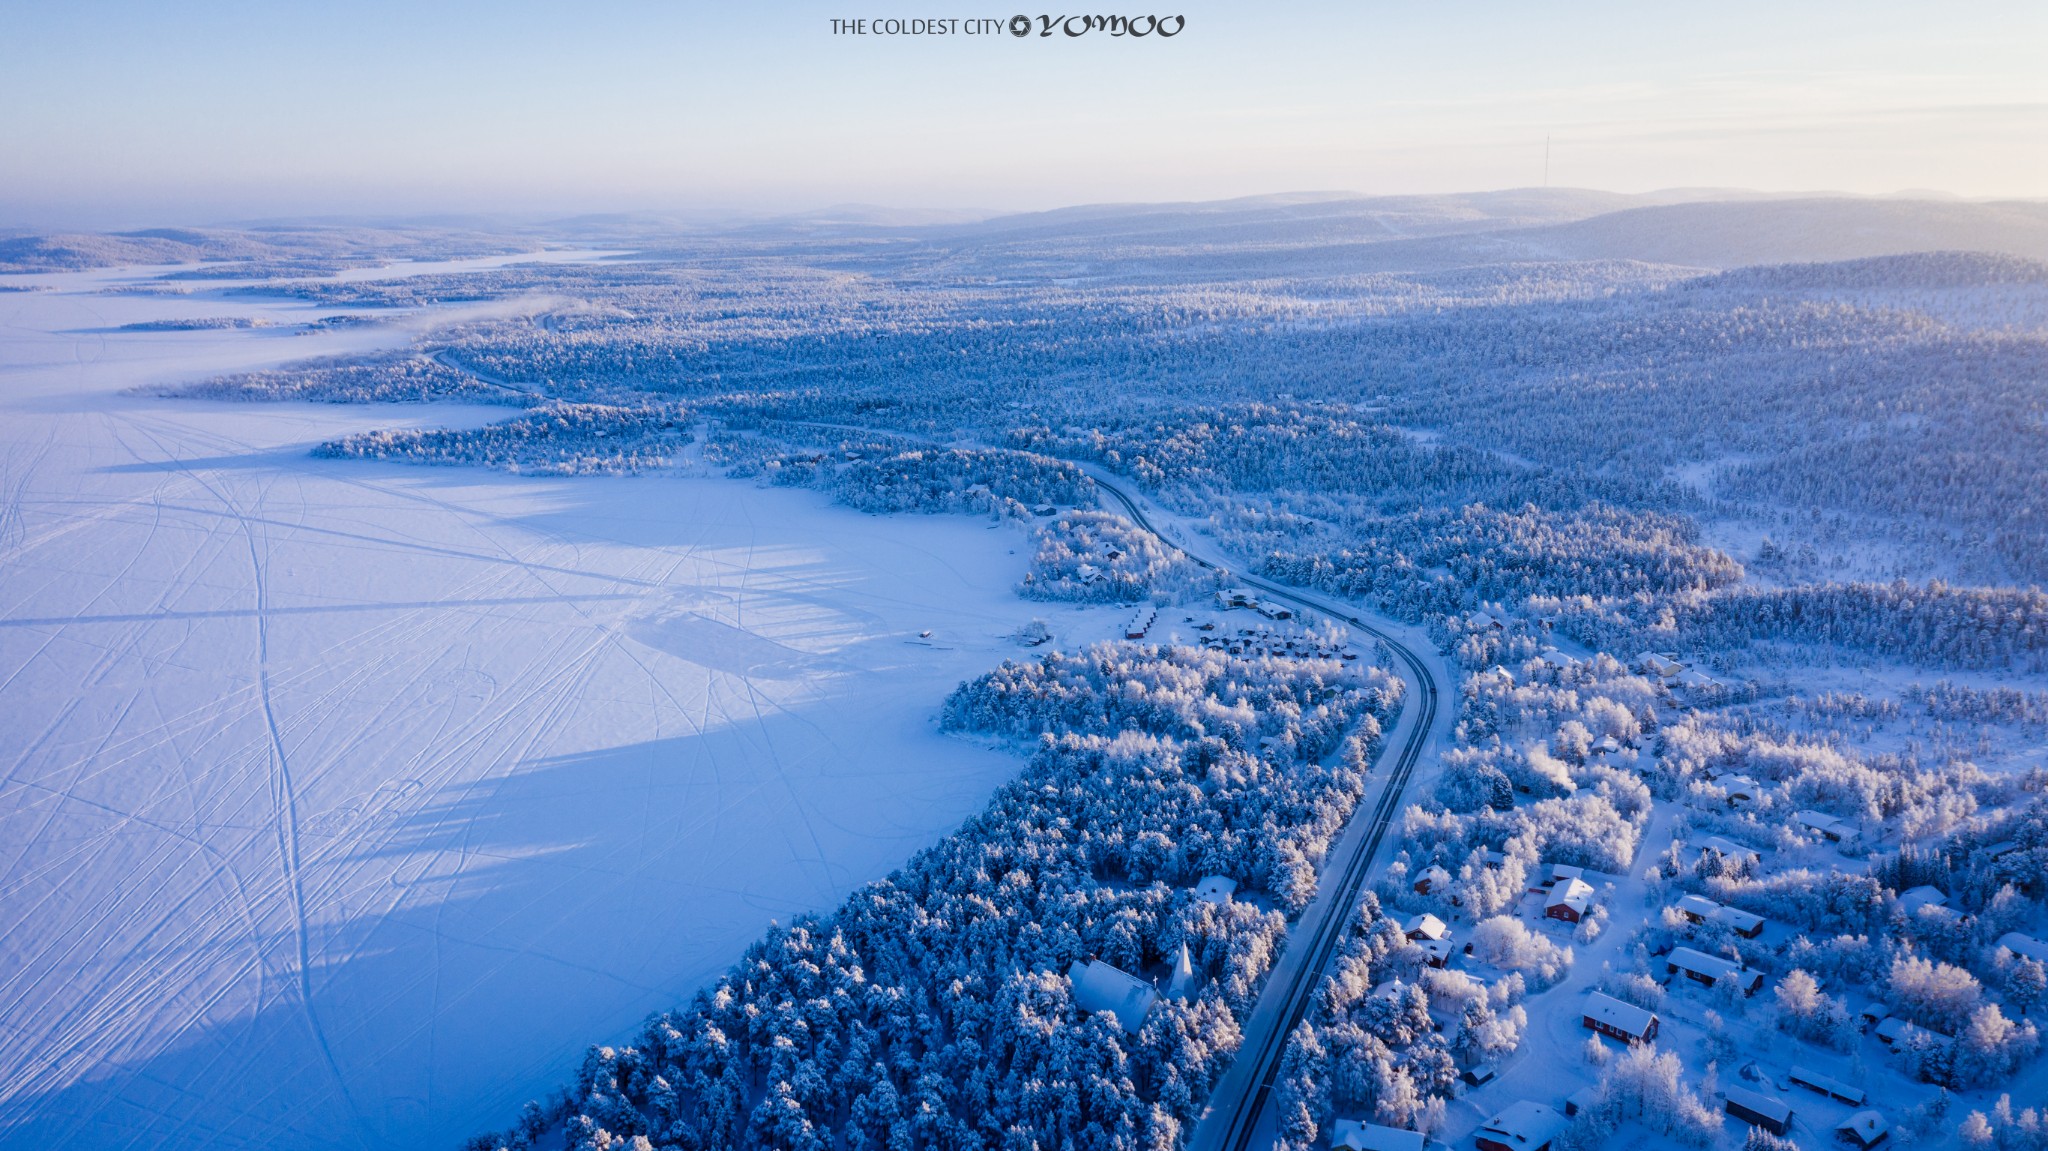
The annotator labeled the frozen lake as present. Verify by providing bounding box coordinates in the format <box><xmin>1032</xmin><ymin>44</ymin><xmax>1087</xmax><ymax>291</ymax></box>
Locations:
<box><xmin>0</xmin><ymin>267</ymin><xmax>1035</xmax><ymax>1149</ymax></box>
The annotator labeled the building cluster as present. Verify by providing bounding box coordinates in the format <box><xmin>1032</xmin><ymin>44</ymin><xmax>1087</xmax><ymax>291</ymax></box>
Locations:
<box><xmin>1215</xmin><ymin>586</ymin><xmax>1296</xmax><ymax>621</ymax></box>
<box><xmin>1192</xmin><ymin>619</ymin><xmax>1355</xmax><ymax>662</ymax></box>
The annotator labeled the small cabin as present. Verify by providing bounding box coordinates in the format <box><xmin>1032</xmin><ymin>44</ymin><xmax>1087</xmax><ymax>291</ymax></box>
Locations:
<box><xmin>1676</xmin><ymin>894</ymin><xmax>1720</xmax><ymax>924</ymax></box>
<box><xmin>1714</xmin><ymin>906</ymin><xmax>1765</xmax><ymax>938</ymax></box>
<box><xmin>1328</xmin><ymin>1119</ymin><xmax>1424</xmax><ymax>1151</ymax></box>
<box><xmin>1996</xmin><ymin>931</ymin><xmax>2048</xmax><ymax>964</ymax></box>
<box><xmin>1475</xmin><ymin>1102</ymin><xmax>1567</xmax><ymax>1151</ymax></box>
<box><xmin>1788</xmin><ymin>1065</ymin><xmax>1865</xmax><ymax>1106</ymax></box>
<box><xmin>1413</xmin><ymin>864</ymin><xmax>1452</xmax><ymax>895</ymax></box>
<box><xmin>1665</xmin><ymin>946</ymin><xmax>1762</xmax><ymax>994</ymax></box>
<box><xmin>1582</xmin><ymin>991</ymin><xmax>1659</xmax><ymax>1044</ymax></box>
<box><xmin>1688</xmin><ymin>836</ymin><xmax>1763</xmax><ymax>869</ymax></box>
<box><xmin>1402</xmin><ymin>914</ymin><xmax>1449</xmax><ymax>942</ymax></box>
<box><xmin>1722</xmin><ymin>1086</ymin><xmax>1793</xmax><ymax>1136</ymax></box>
<box><xmin>1638</xmin><ymin>652</ymin><xmax>1684</xmax><ymax>679</ymax></box>
<box><xmin>1836</xmin><ymin>1110</ymin><xmax>1890</xmax><ymax>1150</ymax></box>
<box><xmin>1896</xmin><ymin>886</ymin><xmax>1948</xmax><ymax>915</ymax></box>
<box><xmin>1793</xmin><ymin>810</ymin><xmax>1856</xmax><ymax>845</ymax></box>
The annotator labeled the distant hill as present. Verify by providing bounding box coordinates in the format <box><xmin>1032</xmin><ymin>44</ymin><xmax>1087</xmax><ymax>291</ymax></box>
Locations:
<box><xmin>1501</xmin><ymin>198</ymin><xmax>2048</xmax><ymax>269</ymax></box>
<box><xmin>903</xmin><ymin>192</ymin><xmax>2048</xmax><ymax>280</ymax></box>
<box><xmin>0</xmin><ymin>231</ymin><xmax>251</xmax><ymax>271</ymax></box>
<box><xmin>0</xmin><ymin>225</ymin><xmax>531</xmax><ymax>274</ymax></box>
<box><xmin>13</xmin><ymin>191</ymin><xmax>2048</xmax><ymax>277</ymax></box>
<box><xmin>949</xmin><ymin>188</ymin><xmax>1652</xmax><ymax>249</ymax></box>
<box><xmin>1690</xmin><ymin>250</ymin><xmax>2048</xmax><ymax>291</ymax></box>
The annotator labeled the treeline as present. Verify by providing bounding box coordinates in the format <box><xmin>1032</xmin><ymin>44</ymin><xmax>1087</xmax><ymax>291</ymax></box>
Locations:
<box><xmin>1537</xmin><ymin>580</ymin><xmax>2048</xmax><ymax>671</ymax></box>
<box><xmin>1003</xmin><ymin>405</ymin><xmax>1686</xmax><ymax>514</ymax></box>
<box><xmin>710</xmin><ymin>433</ymin><xmax>1096</xmax><ymax>518</ymax></box>
<box><xmin>159</xmin><ymin>353</ymin><xmax>517</xmax><ymax>404</ymax></box>
<box><xmin>469</xmin><ymin>643</ymin><xmax>1401</xmax><ymax>1151</ymax></box>
<box><xmin>314</xmin><ymin>403</ymin><xmax>691</xmax><ymax>474</ymax></box>
<box><xmin>1020</xmin><ymin>511</ymin><xmax>1214</xmax><ymax>604</ymax></box>
<box><xmin>1249</xmin><ymin>502</ymin><xmax>1741</xmax><ymax>624</ymax></box>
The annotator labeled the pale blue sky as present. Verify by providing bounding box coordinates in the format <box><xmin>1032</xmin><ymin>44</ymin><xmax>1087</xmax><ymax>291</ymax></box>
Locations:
<box><xmin>2</xmin><ymin>0</ymin><xmax>2043</xmax><ymax>226</ymax></box>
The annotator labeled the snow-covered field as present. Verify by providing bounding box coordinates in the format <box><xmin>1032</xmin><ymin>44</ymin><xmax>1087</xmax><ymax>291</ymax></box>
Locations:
<box><xmin>0</xmin><ymin>269</ymin><xmax>1044</xmax><ymax>1149</ymax></box>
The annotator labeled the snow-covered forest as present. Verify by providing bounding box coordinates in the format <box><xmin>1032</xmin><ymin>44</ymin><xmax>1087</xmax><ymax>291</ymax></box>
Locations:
<box><xmin>21</xmin><ymin>192</ymin><xmax>2048</xmax><ymax>1151</ymax></box>
<box><xmin>466</xmin><ymin>645</ymin><xmax>1401</xmax><ymax>1151</ymax></box>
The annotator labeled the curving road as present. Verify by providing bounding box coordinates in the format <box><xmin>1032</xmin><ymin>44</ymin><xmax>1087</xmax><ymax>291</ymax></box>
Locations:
<box><xmin>428</xmin><ymin>392</ymin><xmax>1448</xmax><ymax>1149</ymax></box>
<box><xmin>1082</xmin><ymin>468</ymin><xmax>1446</xmax><ymax>1151</ymax></box>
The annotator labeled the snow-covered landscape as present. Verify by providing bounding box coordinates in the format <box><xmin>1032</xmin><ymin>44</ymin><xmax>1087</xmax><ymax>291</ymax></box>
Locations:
<box><xmin>4</xmin><ymin>189</ymin><xmax>2048</xmax><ymax>1151</ymax></box>
<box><xmin>0</xmin><ymin>266</ymin><xmax>1099</xmax><ymax>1149</ymax></box>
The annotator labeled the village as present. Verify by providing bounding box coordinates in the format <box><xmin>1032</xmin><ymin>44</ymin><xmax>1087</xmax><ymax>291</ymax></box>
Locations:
<box><xmin>1036</xmin><ymin>602</ymin><xmax>2047</xmax><ymax>1151</ymax></box>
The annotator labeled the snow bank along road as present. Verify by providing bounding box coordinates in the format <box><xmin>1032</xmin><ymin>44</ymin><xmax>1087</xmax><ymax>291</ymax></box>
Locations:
<box><xmin>1083</xmin><ymin>469</ymin><xmax>1451</xmax><ymax>1151</ymax></box>
<box><xmin>0</xmin><ymin>270</ymin><xmax>1038</xmax><ymax>1151</ymax></box>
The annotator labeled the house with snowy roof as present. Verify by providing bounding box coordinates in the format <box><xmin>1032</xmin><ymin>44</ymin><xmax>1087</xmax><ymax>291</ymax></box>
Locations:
<box><xmin>1665</xmin><ymin>946</ymin><xmax>1762</xmax><ymax>993</ymax></box>
<box><xmin>1690</xmin><ymin>836</ymin><xmax>1762</xmax><ymax>867</ymax></box>
<box><xmin>1718</xmin><ymin>775</ymin><xmax>1761</xmax><ymax>805</ymax></box>
<box><xmin>1793</xmin><ymin>810</ymin><xmax>1857</xmax><ymax>844</ymax></box>
<box><xmin>1785</xmin><ymin>1064</ymin><xmax>1867</xmax><ymax>1105</ymax></box>
<box><xmin>1788</xmin><ymin>1065</ymin><xmax>1864</xmax><ymax>1105</ymax></box>
<box><xmin>1676</xmin><ymin>668</ymin><xmax>1724</xmax><ymax>693</ymax></box>
<box><xmin>1722</xmin><ymin>1086</ymin><xmax>1793</xmax><ymax>1136</ymax></box>
<box><xmin>1896</xmin><ymin>885</ymin><xmax>1948</xmax><ymax>915</ymax></box>
<box><xmin>1637</xmin><ymin>652</ymin><xmax>1684</xmax><ymax>679</ymax></box>
<box><xmin>1713</xmin><ymin>905</ymin><xmax>1765</xmax><ymax>937</ymax></box>
<box><xmin>1996</xmin><ymin>931</ymin><xmax>2048</xmax><ymax>964</ymax></box>
<box><xmin>1402</xmin><ymin>913</ymin><xmax>1449</xmax><ymax>942</ymax></box>
<box><xmin>1475</xmin><ymin>1101</ymin><xmax>1567</xmax><ymax>1151</ymax></box>
<box><xmin>1837</xmin><ymin>1110</ymin><xmax>1890</xmax><ymax>1149</ymax></box>
<box><xmin>1412</xmin><ymin>864</ymin><xmax>1451</xmax><ymax>895</ymax></box>
<box><xmin>1328</xmin><ymin>1119</ymin><xmax>1424</xmax><ymax>1151</ymax></box>
<box><xmin>1545</xmin><ymin>877</ymin><xmax>1594</xmax><ymax>923</ymax></box>
<box><xmin>1582</xmin><ymin>991</ymin><xmax>1659</xmax><ymax>1044</ymax></box>
<box><xmin>1676</xmin><ymin>894</ymin><xmax>1720</xmax><ymax>924</ymax></box>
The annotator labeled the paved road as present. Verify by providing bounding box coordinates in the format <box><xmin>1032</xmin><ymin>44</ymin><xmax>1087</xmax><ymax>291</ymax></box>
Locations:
<box><xmin>1079</xmin><ymin>468</ymin><xmax>1448</xmax><ymax>1151</ymax></box>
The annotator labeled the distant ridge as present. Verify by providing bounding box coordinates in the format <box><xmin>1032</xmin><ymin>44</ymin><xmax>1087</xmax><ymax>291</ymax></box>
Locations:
<box><xmin>11</xmin><ymin>191</ymin><xmax>2048</xmax><ymax>275</ymax></box>
<box><xmin>1690</xmin><ymin>250</ymin><xmax>2048</xmax><ymax>291</ymax></box>
<box><xmin>1500</xmin><ymin>198</ymin><xmax>2048</xmax><ymax>268</ymax></box>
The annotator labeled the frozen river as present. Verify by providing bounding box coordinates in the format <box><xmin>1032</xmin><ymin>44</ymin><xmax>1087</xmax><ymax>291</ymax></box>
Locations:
<box><xmin>0</xmin><ymin>264</ymin><xmax>1034</xmax><ymax>1149</ymax></box>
